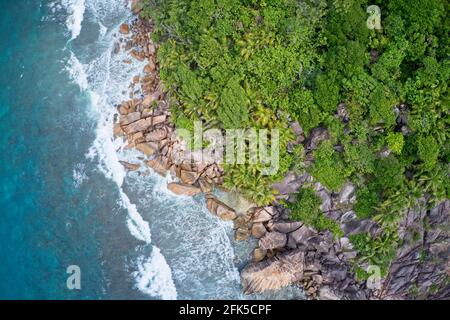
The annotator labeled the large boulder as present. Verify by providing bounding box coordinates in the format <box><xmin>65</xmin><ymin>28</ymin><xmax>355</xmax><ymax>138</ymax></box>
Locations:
<box><xmin>241</xmin><ymin>250</ymin><xmax>305</xmax><ymax>294</ymax></box>
<box><xmin>270</xmin><ymin>221</ymin><xmax>302</xmax><ymax>233</ymax></box>
<box><xmin>119</xmin><ymin>23</ymin><xmax>129</xmax><ymax>35</ymax></box>
<box><xmin>251</xmin><ymin>223</ymin><xmax>267</xmax><ymax>239</ymax></box>
<box><xmin>167</xmin><ymin>183</ymin><xmax>201</xmax><ymax>196</ymax></box>
<box><xmin>337</xmin><ymin>183</ymin><xmax>356</xmax><ymax>205</ymax></box>
<box><xmin>252</xmin><ymin>207</ymin><xmax>275</xmax><ymax>223</ymax></box>
<box><xmin>259</xmin><ymin>232</ymin><xmax>287</xmax><ymax>250</ymax></box>
<box><xmin>135</xmin><ymin>143</ymin><xmax>157</xmax><ymax>156</ymax></box>
<box><xmin>147</xmin><ymin>158</ymin><xmax>168</xmax><ymax>176</ymax></box>
<box><xmin>290</xmin><ymin>225</ymin><xmax>315</xmax><ymax>245</ymax></box>
<box><xmin>122</xmin><ymin>118</ymin><xmax>152</xmax><ymax>135</ymax></box>
<box><xmin>206</xmin><ymin>196</ymin><xmax>236</xmax><ymax>221</ymax></box>
<box><xmin>131</xmin><ymin>0</ymin><xmax>143</xmax><ymax>14</ymax></box>
<box><xmin>180</xmin><ymin>170</ymin><xmax>199</xmax><ymax>185</ymax></box>
<box><xmin>305</xmin><ymin>127</ymin><xmax>329</xmax><ymax>151</ymax></box>
<box><xmin>120</xmin><ymin>111</ymin><xmax>141</xmax><ymax>126</ymax></box>
<box><xmin>146</xmin><ymin>128</ymin><xmax>167</xmax><ymax>142</ymax></box>
<box><xmin>271</xmin><ymin>171</ymin><xmax>303</xmax><ymax>195</ymax></box>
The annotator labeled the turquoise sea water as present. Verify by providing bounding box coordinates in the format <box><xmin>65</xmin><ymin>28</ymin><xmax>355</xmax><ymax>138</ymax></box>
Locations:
<box><xmin>0</xmin><ymin>0</ymin><xmax>304</xmax><ymax>300</ymax></box>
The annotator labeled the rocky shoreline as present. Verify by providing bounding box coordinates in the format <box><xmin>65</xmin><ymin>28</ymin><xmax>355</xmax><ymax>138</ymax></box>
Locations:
<box><xmin>113</xmin><ymin>6</ymin><xmax>449</xmax><ymax>300</ymax></box>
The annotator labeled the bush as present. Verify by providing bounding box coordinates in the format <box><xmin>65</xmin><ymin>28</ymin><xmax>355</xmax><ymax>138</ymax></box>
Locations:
<box><xmin>309</xmin><ymin>141</ymin><xmax>350</xmax><ymax>191</ymax></box>
<box><xmin>289</xmin><ymin>187</ymin><xmax>342</xmax><ymax>236</ymax></box>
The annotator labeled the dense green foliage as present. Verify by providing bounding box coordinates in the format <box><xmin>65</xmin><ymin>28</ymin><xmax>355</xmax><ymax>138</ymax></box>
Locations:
<box><xmin>141</xmin><ymin>0</ymin><xmax>449</xmax><ymax>277</ymax></box>
<box><xmin>141</xmin><ymin>0</ymin><xmax>326</xmax><ymax>205</ymax></box>
<box><xmin>289</xmin><ymin>187</ymin><xmax>342</xmax><ymax>236</ymax></box>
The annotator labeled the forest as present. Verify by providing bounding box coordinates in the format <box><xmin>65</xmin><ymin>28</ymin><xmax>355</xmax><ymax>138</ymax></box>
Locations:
<box><xmin>139</xmin><ymin>0</ymin><xmax>449</xmax><ymax>278</ymax></box>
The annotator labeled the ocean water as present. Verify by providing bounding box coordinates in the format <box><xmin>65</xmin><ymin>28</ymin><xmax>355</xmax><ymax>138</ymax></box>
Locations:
<box><xmin>0</xmin><ymin>0</ymin><xmax>305</xmax><ymax>300</ymax></box>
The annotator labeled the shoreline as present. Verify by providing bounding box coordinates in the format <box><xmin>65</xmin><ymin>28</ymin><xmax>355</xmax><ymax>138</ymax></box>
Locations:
<box><xmin>113</xmin><ymin>3</ymin><xmax>450</xmax><ymax>300</ymax></box>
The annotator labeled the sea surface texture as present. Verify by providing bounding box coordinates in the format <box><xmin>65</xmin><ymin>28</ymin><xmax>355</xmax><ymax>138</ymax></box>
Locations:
<box><xmin>0</xmin><ymin>0</ymin><xmax>304</xmax><ymax>300</ymax></box>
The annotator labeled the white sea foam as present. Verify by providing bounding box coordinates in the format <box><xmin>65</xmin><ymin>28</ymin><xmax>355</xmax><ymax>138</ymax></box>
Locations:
<box><xmin>64</xmin><ymin>0</ymin><xmax>177</xmax><ymax>299</ymax></box>
<box><xmin>62</xmin><ymin>0</ymin><xmax>86</xmax><ymax>41</ymax></box>
<box><xmin>66</xmin><ymin>52</ymin><xmax>88</xmax><ymax>91</ymax></box>
<box><xmin>73</xmin><ymin>163</ymin><xmax>88</xmax><ymax>188</ymax></box>
<box><xmin>133</xmin><ymin>247</ymin><xmax>178</xmax><ymax>300</ymax></box>
<box><xmin>129</xmin><ymin>172</ymin><xmax>243</xmax><ymax>299</ymax></box>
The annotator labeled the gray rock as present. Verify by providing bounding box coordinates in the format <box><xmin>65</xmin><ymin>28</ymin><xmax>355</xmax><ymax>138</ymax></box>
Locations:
<box><xmin>342</xmin><ymin>218</ymin><xmax>377</xmax><ymax>236</ymax></box>
<box><xmin>271</xmin><ymin>171</ymin><xmax>303</xmax><ymax>195</ymax></box>
<box><xmin>271</xmin><ymin>221</ymin><xmax>303</xmax><ymax>233</ymax></box>
<box><xmin>259</xmin><ymin>232</ymin><xmax>287</xmax><ymax>250</ymax></box>
<box><xmin>338</xmin><ymin>183</ymin><xmax>356</xmax><ymax>204</ymax></box>
<box><xmin>340</xmin><ymin>210</ymin><xmax>357</xmax><ymax>224</ymax></box>
<box><xmin>317</xmin><ymin>189</ymin><xmax>332</xmax><ymax>212</ymax></box>
<box><xmin>318</xmin><ymin>286</ymin><xmax>340</xmax><ymax>300</ymax></box>
<box><xmin>290</xmin><ymin>225</ymin><xmax>315</xmax><ymax>245</ymax></box>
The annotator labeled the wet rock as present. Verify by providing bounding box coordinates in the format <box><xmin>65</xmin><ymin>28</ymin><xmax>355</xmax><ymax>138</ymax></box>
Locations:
<box><xmin>259</xmin><ymin>232</ymin><xmax>287</xmax><ymax>250</ymax></box>
<box><xmin>144</xmin><ymin>61</ymin><xmax>156</xmax><ymax>73</ymax></box>
<box><xmin>113</xmin><ymin>123</ymin><xmax>124</xmax><ymax>138</ymax></box>
<box><xmin>135</xmin><ymin>143</ymin><xmax>157</xmax><ymax>156</ymax></box>
<box><xmin>235</xmin><ymin>227</ymin><xmax>251</xmax><ymax>242</ymax></box>
<box><xmin>206</xmin><ymin>196</ymin><xmax>236</xmax><ymax>221</ymax></box>
<box><xmin>119</xmin><ymin>23</ymin><xmax>130</xmax><ymax>35</ymax></box>
<box><xmin>167</xmin><ymin>182</ymin><xmax>201</xmax><ymax>196</ymax></box>
<box><xmin>253</xmin><ymin>248</ymin><xmax>267</xmax><ymax>262</ymax></box>
<box><xmin>147</xmin><ymin>158</ymin><xmax>167</xmax><ymax>176</ymax></box>
<box><xmin>198</xmin><ymin>178</ymin><xmax>212</xmax><ymax>193</ymax></box>
<box><xmin>119</xmin><ymin>161</ymin><xmax>140</xmax><ymax>171</ymax></box>
<box><xmin>131</xmin><ymin>49</ymin><xmax>145</xmax><ymax>61</ymax></box>
<box><xmin>251</xmin><ymin>223</ymin><xmax>267</xmax><ymax>239</ymax></box>
<box><xmin>241</xmin><ymin>250</ymin><xmax>305</xmax><ymax>294</ymax></box>
<box><xmin>113</xmin><ymin>42</ymin><xmax>121</xmax><ymax>55</ymax></box>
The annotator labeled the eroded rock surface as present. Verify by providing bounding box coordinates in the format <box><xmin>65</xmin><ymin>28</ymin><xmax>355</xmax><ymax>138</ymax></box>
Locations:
<box><xmin>241</xmin><ymin>250</ymin><xmax>305</xmax><ymax>294</ymax></box>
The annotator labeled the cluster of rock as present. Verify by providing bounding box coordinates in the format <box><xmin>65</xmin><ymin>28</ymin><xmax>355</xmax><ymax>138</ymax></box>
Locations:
<box><xmin>114</xmin><ymin>17</ymin><xmax>251</xmax><ymax>244</ymax></box>
<box><xmin>242</xmin><ymin>167</ymin><xmax>449</xmax><ymax>299</ymax></box>
<box><xmin>241</xmin><ymin>120</ymin><xmax>449</xmax><ymax>299</ymax></box>
<box><xmin>242</xmin><ymin>203</ymin><xmax>372</xmax><ymax>299</ymax></box>
<box><xmin>380</xmin><ymin>200</ymin><xmax>450</xmax><ymax>299</ymax></box>
<box><xmin>118</xmin><ymin>6</ymin><xmax>449</xmax><ymax>300</ymax></box>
